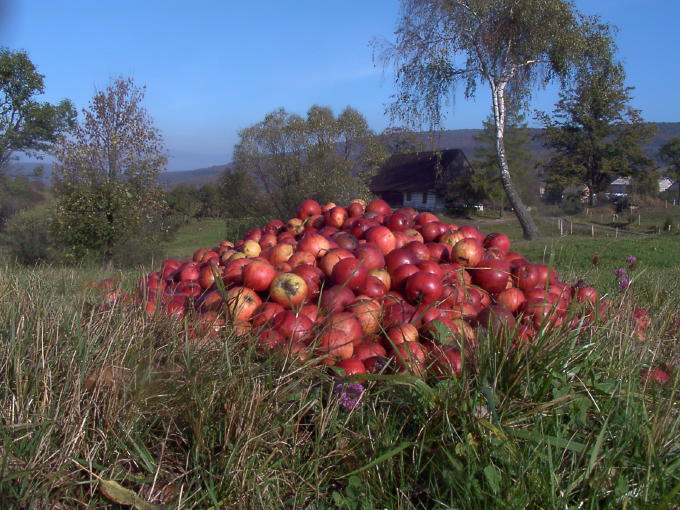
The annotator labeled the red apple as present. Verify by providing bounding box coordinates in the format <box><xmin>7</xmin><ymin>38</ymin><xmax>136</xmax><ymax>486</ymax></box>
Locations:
<box><xmin>242</xmin><ymin>260</ymin><xmax>277</xmax><ymax>292</ymax></box>
<box><xmin>317</xmin><ymin>329</ymin><xmax>354</xmax><ymax>366</ymax></box>
<box><xmin>320</xmin><ymin>285</ymin><xmax>356</xmax><ymax>314</ymax></box>
<box><xmin>450</xmin><ymin>238</ymin><xmax>484</xmax><ymax>267</ymax></box>
<box><xmin>331</xmin><ymin>257</ymin><xmax>368</xmax><ymax>291</ymax></box>
<box><xmin>404</xmin><ymin>271</ymin><xmax>443</xmax><ymax>305</ymax></box>
<box><xmin>273</xmin><ymin>310</ymin><xmax>314</xmax><ymax>342</ymax></box>
<box><xmin>269</xmin><ymin>273</ymin><xmax>309</xmax><ymax>308</ymax></box>
<box><xmin>225</xmin><ymin>286</ymin><xmax>262</xmax><ymax>322</ymax></box>
<box><xmin>483</xmin><ymin>232</ymin><xmax>510</xmax><ymax>253</ymax></box>
<box><xmin>365</xmin><ymin>226</ymin><xmax>397</xmax><ymax>255</ymax></box>
<box><xmin>472</xmin><ymin>259</ymin><xmax>511</xmax><ymax>294</ymax></box>
<box><xmin>297</xmin><ymin>199</ymin><xmax>322</xmax><ymax>219</ymax></box>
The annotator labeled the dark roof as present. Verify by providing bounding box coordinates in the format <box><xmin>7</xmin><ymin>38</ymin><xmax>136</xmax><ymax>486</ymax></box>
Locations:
<box><xmin>370</xmin><ymin>149</ymin><xmax>472</xmax><ymax>193</ymax></box>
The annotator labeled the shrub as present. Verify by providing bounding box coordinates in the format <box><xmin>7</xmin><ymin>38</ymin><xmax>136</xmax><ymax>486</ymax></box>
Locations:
<box><xmin>52</xmin><ymin>182</ymin><xmax>168</xmax><ymax>264</ymax></box>
<box><xmin>109</xmin><ymin>235</ymin><xmax>166</xmax><ymax>268</ymax></box>
<box><xmin>0</xmin><ymin>205</ymin><xmax>54</xmax><ymax>264</ymax></box>
<box><xmin>560</xmin><ymin>193</ymin><xmax>584</xmax><ymax>215</ymax></box>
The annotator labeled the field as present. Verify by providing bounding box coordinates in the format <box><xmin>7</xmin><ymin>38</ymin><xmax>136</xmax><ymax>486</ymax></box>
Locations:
<box><xmin>1</xmin><ymin>214</ymin><xmax>679</xmax><ymax>509</ymax></box>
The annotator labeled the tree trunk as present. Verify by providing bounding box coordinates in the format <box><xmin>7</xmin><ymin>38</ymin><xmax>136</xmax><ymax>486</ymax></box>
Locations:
<box><xmin>491</xmin><ymin>85</ymin><xmax>540</xmax><ymax>240</ymax></box>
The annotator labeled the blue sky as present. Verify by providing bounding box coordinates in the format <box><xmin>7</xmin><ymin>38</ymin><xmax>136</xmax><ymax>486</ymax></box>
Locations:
<box><xmin>3</xmin><ymin>1</ymin><xmax>680</xmax><ymax>171</ymax></box>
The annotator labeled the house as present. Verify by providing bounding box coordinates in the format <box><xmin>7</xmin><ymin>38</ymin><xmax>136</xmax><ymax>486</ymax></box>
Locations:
<box><xmin>370</xmin><ymin>149</ymin><xmax>474</xmax><ymax>211</ymax></box>
<box><xmin>606</xmin><ymin>176</ymin><xmax>676</xmax><ymax>198</ymax></box>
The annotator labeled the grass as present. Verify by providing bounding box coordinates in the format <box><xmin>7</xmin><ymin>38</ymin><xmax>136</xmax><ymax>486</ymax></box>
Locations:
<box><xmin>1</xmin><ymin>215</ymin><xmax>679</xmax><ymax>508</ymax></box>
<box><xmin>164</xmin><ymin>217</ymin><xmax>267</xmax><ymax>260</ymax></box>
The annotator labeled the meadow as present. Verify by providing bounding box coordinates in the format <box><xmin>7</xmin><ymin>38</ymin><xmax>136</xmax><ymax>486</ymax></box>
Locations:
<box><xmin>1</xmin><ymin>214</ymin><xmax>679</xmax><ymax>509</ymax></box>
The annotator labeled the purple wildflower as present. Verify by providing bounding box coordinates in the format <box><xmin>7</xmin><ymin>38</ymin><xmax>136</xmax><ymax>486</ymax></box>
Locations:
<box><xmin>618</xmin><ymin>277</ymin><xmax>630</xmax><ymax>291</ymax></box>
<box><xmin>333</xmin><ymin>383</ymin><xmax>365</xmax><ymax>410</ymax></box>
<box><xmin>626</xmin><ymin>255</ymin><xmax>637</xmax><ymax>265</ymax></box>
<box><xmin>613</xmin><ymin>268</ymin><xmax>627</xmax><ymax>277</ymax></box>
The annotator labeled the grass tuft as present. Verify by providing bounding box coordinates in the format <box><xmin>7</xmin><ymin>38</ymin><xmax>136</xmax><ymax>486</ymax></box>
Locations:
<box><xmin>1</xmin><ymin>237</ymin><xmax>679</xmax><ymax>508</ymax></box>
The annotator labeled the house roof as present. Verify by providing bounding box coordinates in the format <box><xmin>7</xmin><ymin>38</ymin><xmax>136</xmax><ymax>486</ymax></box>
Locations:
<box><xmin>370</xmin><ymin>149</ymin><xmax>472</xmax><ymax>193</ymax></box>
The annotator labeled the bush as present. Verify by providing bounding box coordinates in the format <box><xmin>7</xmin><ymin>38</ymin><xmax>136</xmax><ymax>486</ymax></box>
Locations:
<box><xmin>52</xmin><ymin>182</ymin><xmax>168</xmax><ymax>264</ymax></box>
<box><xmin>560</xmin><ymin>193</ymin><xmax>584</xmax><ymax>215</ymax></box>
<box><xmin>0</xmin><ymin>205</ymin><xmax>54</xmax><ymax>264</ymax></box>
<box><xmin>109</xmin><ymin>235</ymin><xmax>167</xmax><ymax>268</ymax></box>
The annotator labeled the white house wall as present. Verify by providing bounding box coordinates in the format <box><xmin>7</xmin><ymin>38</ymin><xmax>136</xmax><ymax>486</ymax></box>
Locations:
<box><xmin>402</xmin><ymin>191</ymin><xmax>443</xmax><ymax>211</ymax></box>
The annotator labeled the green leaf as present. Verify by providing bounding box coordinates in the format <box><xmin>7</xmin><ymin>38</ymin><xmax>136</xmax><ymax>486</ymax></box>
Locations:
<box><xmin>483</xmin><ymin>464</ymin><xmax>501</xmax><ymax>494</ymax></box>
<box><xmin>99</xmin><ymin>478</ymin><xmax>165</xmax><ymax>510</ymax></box>
<box><xmin>585</xmin><ymin>419</ymin><xmax>609</xmax><ymax>478</ymax></box>
<box><xmin>507</xmin><ymin>428</ymin><xmax>587</xmax><ymax>453</ymax></box>
<box><xmin>339</xmin><ymin>441</ymin><xmax>414</xmax><ymax>479</ymax></box>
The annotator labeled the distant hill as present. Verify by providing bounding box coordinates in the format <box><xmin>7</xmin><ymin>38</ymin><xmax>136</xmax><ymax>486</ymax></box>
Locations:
<box><xmin>158</xmin><ymin>163</ymin><xmax>232</xmax><ymax>189</ymax></box>
<box><xmin>2</xmin><ymin>161</ymin><xmax>54</xmax><ymax>181</ymax></box>
<box><xmin>4</xmin><ymin>122</ymin><xmax>680</xmax><ymax>188</ymax></box>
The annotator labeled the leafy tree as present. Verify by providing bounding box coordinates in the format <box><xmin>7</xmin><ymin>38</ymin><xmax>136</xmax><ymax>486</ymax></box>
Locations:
<box><xmin>0</xmin><ymin>174</ymin><xmax>48</xmax><ymax>228</ymax></box>
<box><xmin>218</xmin><ymin>169</ymin><xmax>269</xmax><ymax>218</ymax></box>
<box><xmin>380</xmin><ymin>126</ymin><xmax>427</xmax><ymax>155</ymax></box>
<box><xmin>232</xmin><ymin>106</ymin><xmax>388</xmax><ymax>218</ymax></box>
<box><xmin>197</xmin><ymin>182</ymin><xmax>224</xmax><ymax>218</ymax></box>
<box><xmin>52</xmin><ymin>77</ymin><xmax>168</xmax><ymax>262</ymax></box>
<box><xmin>659</xmin><ymin>137</ymin><xmax>680</xmax><ymax>201</ymax></box>
<box><xmin>165</xmin><ymin>184</ymin><xmax>203</xmax><ymax>225</ymax></box>
<box><xmin>0</xmin><ymin>203</ymin><xmax>53</xmax><ymax>264</ymax></box>
<box><xmin>539</xmin><ymin>62</ymin><xmax>655</xmax><ymax>205</ymax></box>
<box><xmin>0</xmin><ymin>48</ymin><xmax>75</xmax><ymax>169</ymax></box>
<box><xmin>376</xmin><ymin>0</ymin><xmax>617</xmax><ymax>239</ymax></box>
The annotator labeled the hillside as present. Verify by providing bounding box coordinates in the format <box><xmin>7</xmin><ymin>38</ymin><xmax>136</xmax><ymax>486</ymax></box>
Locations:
<box><xmin>4</xmin><ymin>122</ymin><xmax>679</xmax><ymax>188</ymax></box>
<box><xmin>159</xmin><ymin>122</ymin><xmax>679</xmax><ymax>187</ymax></box>
<box><xmin>157</xmin><ymin>163</ymin><xmax>231</xmax><ymax>188</ymax></box>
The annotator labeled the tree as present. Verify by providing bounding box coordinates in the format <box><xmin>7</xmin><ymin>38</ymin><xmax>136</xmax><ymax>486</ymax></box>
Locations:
<box><xmin>539</xmin><ymin>62</ymin><xmax>655</xmax><ymax>205</ymax></box>
<box><xmin>376</xmin><ymin>0</ymin><xmax>616</xmax><ymax>239</ymax></box>
<box><xmin>0</xmin><ymin>48</ymin><xmax>75</xmax><ymax>169</ymax></box>
<box><xmin>218</xmin><ymin>169</ymin><xmax>269</xmax><ymax>218</ymax></box>
<box><xmin>165</xmin><ymin>184</ymin><xmax>203</xmax><ymax>226</ymax></box>
<box><xmin>659</xmin><ymin>138</ymin><xmax>680</xmax><ymax>201</ymax></box>
<box><xmin>467</xmin><ymin>105</ymin><xmax>536</xmax><ymax>215</ymax></box>
<box><xmin>197</xmin><ymin>182</ymin><xmax>224</xmax><ymax>218</ymax></box>
<box><xmin>0</xmin><ymin>174</ymin><xmax>48</xmax><ymax>228</ymax></box>
<box><xmin>52</xmin><ymin>77</ymin><xmax>168</xmax><ymax>262</ymax></box>
<box><xmin>232</xmin><ymin>106</ymin><xmax>388</xmax><ymax>218</ymax></box>
<box><xmin>380</xmin><ymin>126</ymin><xmax>427</xmax><ymax>155</ymax></box>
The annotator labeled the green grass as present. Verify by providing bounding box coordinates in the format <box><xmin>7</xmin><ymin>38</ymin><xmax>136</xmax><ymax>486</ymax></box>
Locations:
<box><xmin>554</xmin><ymin>204</ymin><xmax>680</xmax><ymax>236</ymax></box>
<box><xmin>163</xmin><ymin>217</ymin><xmax>268</xmax><ymax>260</ymax></box>
<box><xmin>1</xmin><ymin>218</ymin><xmax>679</xmax><ymax>509</ymax></box>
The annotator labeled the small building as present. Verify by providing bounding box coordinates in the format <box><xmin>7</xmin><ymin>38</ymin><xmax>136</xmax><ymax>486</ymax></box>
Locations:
<box><xmin>659</xmin><ymin>177</ymin><xmax>674</xmax><ymax>193</ymax></box>
<box><xmin>607</xmin><ymin>177</ymin><xmax>631</xmax><ymax>198</ymax></box>
<box><xmin>606</xmin><ymin>176</ymin><xmax>676</xmax><ymax>198</ymax></box>
<box><xmin>370</xmin><ymin>149</ymin><xmax>474</xmax><ymax>211</ymax></box>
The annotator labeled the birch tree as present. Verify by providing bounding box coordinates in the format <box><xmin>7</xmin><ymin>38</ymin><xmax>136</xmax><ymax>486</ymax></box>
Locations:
<box><xmin>376</xmin><ymin>0</ymin><xmax>616</xmax><ymax>239</ymax></box>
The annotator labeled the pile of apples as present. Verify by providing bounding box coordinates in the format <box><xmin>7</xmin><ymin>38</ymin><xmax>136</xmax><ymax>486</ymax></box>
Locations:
<box><xmin>139</xmin><ymin>198</ymin><xmax>606</xmax><ymax>379</ymax></box>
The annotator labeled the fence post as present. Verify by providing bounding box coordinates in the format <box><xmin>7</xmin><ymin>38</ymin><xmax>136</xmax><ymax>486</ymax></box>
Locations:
<box><xmin>591</xmin><ymin>225</ymin><xmax>594</xmax><ymax>237</ymax></box>
<box><xmin>559</xmin><ymin>218</ymin><xmax>563</xmax><ymax>236</ymax></box>
<box><xmin>616</xmin><ymin>227</ymin><xmax>618</xmax><ymax>238</ymax></box>
<box><xmin>570</xmin><ymin>221</ymin><xmax>573</xmax><ymax>235</ymax></box>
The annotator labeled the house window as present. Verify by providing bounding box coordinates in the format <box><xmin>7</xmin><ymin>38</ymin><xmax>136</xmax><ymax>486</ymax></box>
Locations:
<box><xmin>422</xmin><ymin>192</ymin><xmax>428</xmax><ymax>204</ymax></box>
<box><xmin>405</xmin><ymin>191</ymin><xmax>412</xmax><ymax>202</ymax></box>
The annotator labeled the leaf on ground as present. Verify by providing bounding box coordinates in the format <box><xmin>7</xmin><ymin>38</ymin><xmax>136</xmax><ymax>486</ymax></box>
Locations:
<box><xmin>99</xmin><ymin>478</ymin><xmax>165</xmax><ymax>510</ymax></box>
<box><xmin>83</xmin><ymin>365</ymin><xmax>130</xmax><ymax>392</ymax></box>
